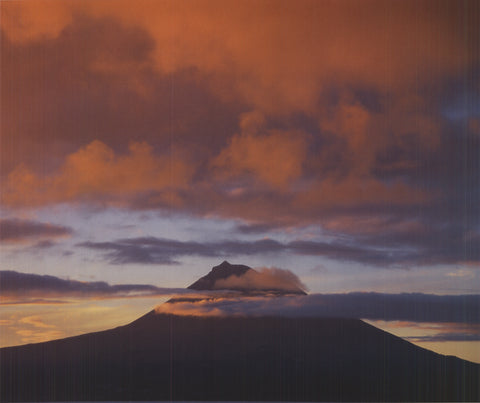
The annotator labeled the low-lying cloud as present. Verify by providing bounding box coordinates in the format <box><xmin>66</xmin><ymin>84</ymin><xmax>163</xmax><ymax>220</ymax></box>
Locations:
<box><xmin>156</xmin><ymin>292</ymin><xmax>480</xmax><ymax>325</ymax></box>
<box><xmin>0</xmin><ymin>270</ymin><xmax>185</xmax><ymax>302</ymax></box>
<box><xmin>407</xmin><ymin>333</ymin><xmax>480</xmax><ymax>342</ymax></box>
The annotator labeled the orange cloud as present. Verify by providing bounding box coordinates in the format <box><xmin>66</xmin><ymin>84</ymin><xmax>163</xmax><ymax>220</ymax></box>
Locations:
<box><xmin>0</xmin><ymin>0</ymin><xmax>73</xmax><ymax>43</ymax></box>
<box><xmin>213</xmin><ymin>112</ymin><xmax>308</xmax><ymax>189</ymax></box>
<box><xmin>1</xmin><ymin>0</ymin><xmax>476</xmax><ymax>258</ymax></box>
<box><xmin>3</xmin><ymin>140</ymin><xmax>194</xmax><ymax>207</ymax></box>
<box><xmin>314</xmin><ymin>91</ymin><xmax>442</xmax><ymax>181</ymax></box>
<box><xmin>321</xmin><ymin>216</ymin><xmax>426</xmax><ymax>237</ymax></box>
<box><xmin>0</xmin><ymin>296</ymin><xmax>172</xmax><ymax>348</ymax></box>
<box><xmin>155</xmin><ymin>297</ymin><xmax>233</xmax><ymax>317</ymax></box>
<box><xmin>214</xmin><ymin>267</ymin><xmax>307</xmax><ymax>293</ymax></box>
<box><xmin>295</xmin><ymin>175</ymin><xmax>429</xmax><ymax>212</ymax></box>
<box><xmin>15</xmin><ymin>329</ymin><xmax>65</xmax><ymax>344</ymax></box>
<box><xmin>19</xmin><ymin>315</ymin><xmax>54</xmax><ymax>329</ymax></box>
<box><xmin>2</xmin><ymin>135</ymin><xmax>427</xmax><ymax>228</ymax></box>
<box><xmin>319</xmin><ymin>100</ymin><xmax>375</xmax><ymax>175</ymax></box>
<box><xmin>2</xmin><ymin>0</ymin><xmax>476</xmax><ymax>114</ymax></box>
<box><xmin>6</xmin><ymin>314</ymin><xmax>65</xmax><ymax>344</ymax></box>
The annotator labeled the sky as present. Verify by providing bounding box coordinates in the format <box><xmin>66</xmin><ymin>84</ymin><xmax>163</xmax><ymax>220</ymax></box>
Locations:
<box><xmin>0</xmin><ymin>0</ymin><xmax>479</xmax><ymax>363</ymax></box>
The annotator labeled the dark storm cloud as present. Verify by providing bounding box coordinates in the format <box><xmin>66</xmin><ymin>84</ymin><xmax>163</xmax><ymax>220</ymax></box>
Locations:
<box><xmin>0</xmin><ymin>270</ymin><xmax>184</xmax><ymax>299</ymax></box>
<box><xmin>0</xmin><ymin>218</ymin><xmax>72</xmax><ymax>243</ymax></box>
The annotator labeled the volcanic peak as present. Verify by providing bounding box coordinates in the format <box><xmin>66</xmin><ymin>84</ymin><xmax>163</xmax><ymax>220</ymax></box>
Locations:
<box><xmin>187</xmin><ymin>260</ymin><xmax>306</xmax><ymax>295</ymax></box>
<box><xmin>187</xmin><ymin>261</ymin><xmax>252</xmax><ymax>291</ymax></box>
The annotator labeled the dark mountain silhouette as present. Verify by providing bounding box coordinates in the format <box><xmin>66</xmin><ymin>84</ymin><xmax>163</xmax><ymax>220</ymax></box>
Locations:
<box><xmin>187</xmin><ymin>260</ymin><xmax>307</xmax><ymax>295</ymax></box>
<box><xmin>1</xmin><ymin>314</ymin><xmax>479</xmax><ymax>402</ymax></box>
<box><xmin>1</xmin><ymin>263</ymin><xmax>479</xmax><ymax>402</ymax></box>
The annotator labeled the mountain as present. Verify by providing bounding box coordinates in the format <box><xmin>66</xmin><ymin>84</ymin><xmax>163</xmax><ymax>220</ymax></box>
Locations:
<box><xmin>187</xmin><ymin>260</ymin><xmax>307</xmax><ymax>295</ymax></box>
<box><xmin>1</xmin><ymin>313</ymin><xmax>479</xmax><ymax>402</ymax></box>
<box><xmin>1</xmin><ymin>262</ymin><xmax>479</xmax><ymax>402</ymax></box>
<box><xmin>188</xmin><ymin>260</ymin><xmax>252</xmax><ymax>290</ymax></box>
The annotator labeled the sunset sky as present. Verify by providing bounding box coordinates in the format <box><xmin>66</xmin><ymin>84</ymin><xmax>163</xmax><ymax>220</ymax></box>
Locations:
<box><xmin>1</xmin><ymin>0</ymin><xmax>479</xmax><ymax>363</ymax></box>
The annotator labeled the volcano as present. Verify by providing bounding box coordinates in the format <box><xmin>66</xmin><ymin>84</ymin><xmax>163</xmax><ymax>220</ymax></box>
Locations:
<box><xmin>188</xmin><ymin>260</ymin><xmax>254</xmax><ymax>290</ymax></box>
<box><xmin>188</xmin><ymin>260</ymin><xmax>307</xmax><ymax>295</ymax></box>
<box><xmin>1</xmin><ymin>263</ymin><xmax>479</xmax><ymax>402</ymax></box>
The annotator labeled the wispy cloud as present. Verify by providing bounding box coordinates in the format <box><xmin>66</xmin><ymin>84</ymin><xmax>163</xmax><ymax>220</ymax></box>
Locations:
<box><xmin>78</xmin><ymin>237</ymin><xmax>285</xmax><ymax>265</ymax></box>
<box><xmin>14</xmin><ymin>328</ymin><xmax>65</xmax><ymax>345</ymax></box>
<box><xmin>19</xmin><ymin>315</ymin><xmax>55</xmax><ymax>329</ymax></box>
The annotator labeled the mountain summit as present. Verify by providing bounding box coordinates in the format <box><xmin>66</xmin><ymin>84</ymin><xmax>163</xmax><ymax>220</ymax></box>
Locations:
<box><xmin>188</xmin><ymin>261</ymin><xmax>251</xmax><ymax>290</ymax></box>
<box><xmin>187</xmin><ymin>260</ymin><xmax>307</xmax><ymax>295</ymax></box>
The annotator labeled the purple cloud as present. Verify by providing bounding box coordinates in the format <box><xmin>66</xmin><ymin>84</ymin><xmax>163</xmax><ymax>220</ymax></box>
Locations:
<box><xmin>0</xmin><ymin>219</ymin><xmax>72</xmax><ymax>243</ymax></box>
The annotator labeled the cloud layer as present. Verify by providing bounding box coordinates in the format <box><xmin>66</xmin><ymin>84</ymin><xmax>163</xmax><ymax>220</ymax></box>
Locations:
<box><xmin>78</xmin><ymin>233</ymin><xmax>479</xmax><ymax>267</ymax></box>
<box><xmin>1</xmin><ymin>0</ymin><xmax>479</xmax><ymax>270</ymax></box>
<box><xmin>0</xmin><ymin>270</ymin><xmax>185</xmax><ymax>302</ymax></box>
<box><xmin>156</xmin><ymin>292</ymin><xmax>480</xmax><ymax>324</ymax></box>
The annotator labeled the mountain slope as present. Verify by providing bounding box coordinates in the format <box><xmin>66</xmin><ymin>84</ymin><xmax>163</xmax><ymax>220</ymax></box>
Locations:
<box><xmin>1</xmin><ymin>313</ymin><xmax>479</xmax><ymax>401</ymax></box>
